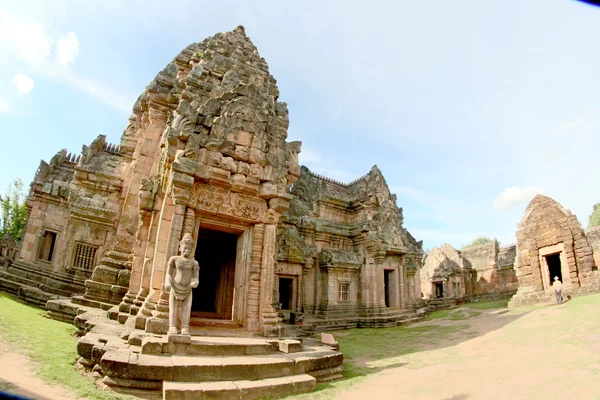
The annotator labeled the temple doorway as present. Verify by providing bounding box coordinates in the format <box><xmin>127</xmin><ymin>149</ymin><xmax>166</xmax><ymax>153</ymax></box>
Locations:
<box><xmin>545</xmin><ymin>253</ymin><xmax>562</xmax><ymax>287</ymax></box>
<box><xmin>191</xmin><ymin>228</ymin><xmax>238</xmax><ymax>320</ymax></box>
<box><xmin>434</xmin><ymin>281</ymin><xmax>444</xmax><ymax>298</ymax></box>
<box><xmin>278</xmin><ymin>277</ymin><xmax>295</xmax><ymax>310</ymax></box>
<box><xmin>384</xmin><ymin>270</ymin><xmax>392</xmax><ymax>307</ymax></box>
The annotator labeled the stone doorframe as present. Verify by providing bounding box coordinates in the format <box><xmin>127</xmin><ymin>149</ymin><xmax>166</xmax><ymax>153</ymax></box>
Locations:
<box><xmin>538</xmin><ymin>243</ymin><xmax>570</xmax><ymax>291</ymax></box>
<box><xmin>194</xmin><ymin>216</ymin><xmax>254</xmax><ymax>329</ymax></box>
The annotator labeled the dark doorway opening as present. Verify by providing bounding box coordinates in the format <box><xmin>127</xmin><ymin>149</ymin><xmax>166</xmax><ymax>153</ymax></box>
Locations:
<box><xmin>279</xmin><ymin>277</ymin><xmax>294</xmax><ymax>310</ymax></box>
<box><xmin>384</xmin><ymin>270</ymin><xmax>392</xmax><ymax>307</ymax></box>
<box><xmin>546</xmin><ymin>253</ymin><xmax>562</xmax><ymax>286</ymax></box>
<box><xmin>435</xmin><ymin>282</ymin><xmax>444</xmax><ymax>298</ymax></box>
<box><xmin>191</xmin><ymin>228</ymin><xmax>237</xmax><ymax>319</ymax></box>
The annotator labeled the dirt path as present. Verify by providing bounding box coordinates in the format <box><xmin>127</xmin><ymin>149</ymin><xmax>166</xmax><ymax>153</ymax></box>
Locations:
<box><xmin>334</xmin><ymin>304</ymin><xmax>600</xmax><ymax>400</ymax></box>
<box><xmin>0</xmin><ymin>342</ymin><xmax>78</xmax><ymax>400</ymax></box>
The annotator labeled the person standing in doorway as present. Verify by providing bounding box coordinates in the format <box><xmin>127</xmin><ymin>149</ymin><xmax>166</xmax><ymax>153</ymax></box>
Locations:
<box><xmin>553</xmin><ymin>276</ymin><xmax>563</xmax><ymax>305</ymax></box>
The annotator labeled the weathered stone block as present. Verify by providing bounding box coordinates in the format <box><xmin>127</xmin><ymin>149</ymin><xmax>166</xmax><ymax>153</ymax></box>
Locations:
<box><xmin>141</xmin><ymin>337</ymin><xmax>164</xmax><ymax>355</ymax></box>
<box><xmin>259</xmin><ymin>182</ymin><xmax>278</xmax><ymax>199</ymax></box>
<box><xmin>172</xmin><ymin>172</ymin><xmax>194</xmax><ymax>189</ymax></box>
<box><xmin>277</xmin><ymin>339</ymin><xmax>302</xmax><ymax>353</ymax></box>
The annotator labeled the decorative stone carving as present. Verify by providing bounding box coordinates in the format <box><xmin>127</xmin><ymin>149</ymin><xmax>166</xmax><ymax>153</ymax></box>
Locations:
<box><xmin>277</xmin><ymin>226</ymin><xmax>306</xmax><ymax>264</ymax></box>
<box><xmin>190</xmin><ymin>183</ymin><xmax>268</xmax><ymax>223</ymax></box>
<box><xmin>164</xmin><ymin>233</ymin><xmax>199</xmax><ymax>335</ymax></box>
<box><xmin>138</xmin><ymin>175</ymin><xmax>160</xmax><ymax>212</ymax></box>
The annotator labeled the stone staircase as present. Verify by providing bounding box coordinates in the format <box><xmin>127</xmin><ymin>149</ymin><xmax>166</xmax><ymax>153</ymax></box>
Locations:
<box><xmin>300</xmin><ymin>307</ymin><xmax>429</xmax><ymax>333</ymax></box>
<box><xmin>426</xmin><ymin>298</ymin><xmax>459</xmax><ymax>310</ymax></box>
<box><xmin>76</xmin><ymin>316</ymin><xmax>343</xmax><ymax>399</ymax></box>
<box><xmin>0</xmin><ymin>260</ymin><xmax>89</xmax><ymax>309</ymax></box>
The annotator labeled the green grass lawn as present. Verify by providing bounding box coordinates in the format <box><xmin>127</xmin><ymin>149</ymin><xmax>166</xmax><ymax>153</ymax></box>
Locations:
<box><xmin>0</xmin><ymin>291</ymin><xmax>516</xmax><ymax>400</ymax></box>
<box><xmin>0</xmin><ymin>292</ymin><xmax>130</xmax><ymax>400</ymax></box>
<box><xmin>290</xmin><ymin>322</ymin><xmax>474</xmax><ymax>399</ymax></box>
<box><xmin>425</xmin><ymin>299</ymin><xmax>508</xmax><ymax>321</ymax></box>
<box><xmin>464</xmin><ymin>299</ymin><xmax>509</xmax><ymax>310</ymax></box>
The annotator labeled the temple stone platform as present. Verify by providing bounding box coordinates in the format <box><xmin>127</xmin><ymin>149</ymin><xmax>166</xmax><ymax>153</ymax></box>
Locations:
<box><xmin>76</xmin><ymin>314</ymin><xmax>343</xmax><ymax>399</ymax></box>
<box><xmin>302</xmin><ymin>308</ymin><xmax>429</xmax><ymax>330</ymax></box>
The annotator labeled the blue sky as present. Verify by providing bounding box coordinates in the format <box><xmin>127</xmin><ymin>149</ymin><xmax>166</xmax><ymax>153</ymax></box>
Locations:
<box><xmin>1</xmin><ymin>0</ymin><xmax>599</xmax><ymax>250</ymax></box>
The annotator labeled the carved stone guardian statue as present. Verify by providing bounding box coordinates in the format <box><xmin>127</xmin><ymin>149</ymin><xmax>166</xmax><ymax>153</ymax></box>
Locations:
<box><xmin>164</xmin><ymin>233</ymin><xmax>199</xmax><ymax>335</ymax></box>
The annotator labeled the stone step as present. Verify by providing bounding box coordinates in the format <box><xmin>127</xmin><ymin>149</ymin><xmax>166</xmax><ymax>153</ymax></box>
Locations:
<box><xmin>0</xmin><ymin>276</ymin><xmax>21</xmax><ymax>294</ymax></box>
<box><xmin>163</xmin><ymin>374</ymin><xmax>316</xmax><ymax>400</ymax></box>
<box><xmin>0</xmin><ymin>270</ymin><xmax>41</xmax><ymax>288</ymax></box>
<box><xmin>140</xmin><ymin>335</ymin><xmax>276</xmax><ymax>356</ymax></box>
<box><xmin>101</xmin><ymin>345</ymin><xmax>343</xmax><ymax>384</ymax></box>
<box><xmin>46</xmin><ymin>298</ymin><xmax>98</xmax><ymax>324</ymax></box>
<box><xmin>188</xmin><ymin>337</ymin><xmax>276</xmax><ymax>356</ymax></box>
<box><xmin>71</xmin><ymin>295</ymin><xmax>114</xmax><ymax>311</ymax></box>
<box><xmin>8</xmin><ymin>262</ymin><xmax>85</xmax><ymax>294</ymax></box>
<box><xmin>17</xmin><ymin>285</ymin><xmax>61</xmax><ymax>307</ymax></box>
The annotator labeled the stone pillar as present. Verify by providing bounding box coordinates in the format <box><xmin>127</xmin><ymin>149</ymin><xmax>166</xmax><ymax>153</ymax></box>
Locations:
<box><xmin>118</xmin><ymin>210</ymin><xmax>152</xmax><ymax>319</ymax></box>
<box><xmin>259</xmin><ymin>223</ymin><xmax>280</xmax><ymax>336</ymax></box>
<box><xmin>145</xmin><ymin>203</ymin><xmax>186</xmax><ymax>334</ymax></box>
<box><xmin>399</xmin><ymin>261</ymin><xmax>406</xmax><ymax>309</ymax></box>
<box><xmin>245</xmin><ymin>223</ymin><xmax>264</xmax><ymax>332</ymax></box>
<box><xmin>134</xmin><ymin>209</ymin><xmax>160</xmax><ymax>311</ymax></box>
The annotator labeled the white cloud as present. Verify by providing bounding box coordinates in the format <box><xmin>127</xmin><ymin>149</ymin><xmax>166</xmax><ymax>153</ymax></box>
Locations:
<box><xmin>61</xmin><ymin>73</ymin><xmax>132</xmax><ymax>114</ymax></box>
<box><xmin>390</xmin><ymin>185</ymin><xmax>470</xmax><ymax>225</ymax></box>
<box><xmin>410</xmin><ymin>229</ymin><xmax>479</xmax><ymax>246</ymax></box>
<box><xmin>0</xmin><ymin>98</ymin><xmax>11</xmax><ymax>114</ymax></box>
<box><xmin>298</xmin><ymin>147</ymin><xmax>356</xmax><ymax>183</ymax></box>
<box><xmin>10</xmin><ymin>73</ymin><xmax>35</xmax><ymax>94</ymax></box>
<box><xmin>0</xmin><ymin>12</ymin><xmax>52</xmax><ymax>65</ymax></box>
<box><xmin>56</xmin><ymin>32</ymin><xmax>79</xmax><ymax>66</ymax></box>
<box><xmin>0</xmin><ymin>12</ymin><xmax>130</xmax><ymax>114</ymax></box>
<box><xmin>493</xmin><ymin>186</ymin><xmax>544</xmax><ymax>210</ymax></box>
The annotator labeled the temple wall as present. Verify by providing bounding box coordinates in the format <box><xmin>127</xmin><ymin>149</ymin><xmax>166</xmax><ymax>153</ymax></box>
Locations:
<box><xmin>461</xmin><ymin>242</ymin><xmax>518</xmax><ymax>299</ymax></box>
<box><xmin>585</xmin><ymin>226</ymin><xmax>600</xmax><ymax>267</ymax></box>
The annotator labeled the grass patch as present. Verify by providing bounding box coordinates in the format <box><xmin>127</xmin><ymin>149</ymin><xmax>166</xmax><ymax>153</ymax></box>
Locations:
<box><xmin>426</xmin><ymin>308</ymin><xmax>482</xmax><ymax>321</ymax></box>
<box><xmin>0</xmin><ymin>379</ymin><xmax>16</xmax><ymax>392</ymax></box>
<box><xmin>0</xmin><ymin>292</ymin><xmax>131</xmax><ymax>400</ymax></box>
<box><xmin>425</xmin><ymin>309</ymin><xmax>452</xmax><ymax>320</ymax></box>
<box><xmin>288</xmin><ymin>323</ymin><xmax>471</xmax><ymax>399</ymax></box>
<box><xmin>464</xmin><ymin>299</ymin><xmax>509</xmax><ymax>310</ymax></box>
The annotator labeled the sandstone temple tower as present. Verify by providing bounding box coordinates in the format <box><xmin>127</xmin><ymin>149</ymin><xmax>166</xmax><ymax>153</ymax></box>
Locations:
<box><xmin>5</xmin><ymin>26</ymin><xmax>425</xmax><ymax>336</ymax></box>
<box><xmin>509</xmin><ymin>195</ymin><xmax>599</xmax><ymax>307</ymax></box>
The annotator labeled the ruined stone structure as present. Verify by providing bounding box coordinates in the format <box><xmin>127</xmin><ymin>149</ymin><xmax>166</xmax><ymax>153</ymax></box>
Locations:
<box><xmin>0</xmin><ymin>26</ymin><xmax>354</xmax><ymax>398</ymax></box>
<box><xmin>421</xmin><ymin>244</ymin><xmax>472</xmax><ymax>300</ymax></box>
<box><xmin>275</xmin><ymin>166</ymin><xmax>425</xmax><ymax>329</ymax></box>
<box><xmin>2</xmin><ymin>25</ymin><xmax>426</xmax><ymax>334</ymax></box>
<box><xmin>421</xmin><ymin>241</ymin><xmax>517</xmax><ymax>302</ymax></box>
<box><xmin>461</xmin><ymin>241</ymin><xmax>518</xmax><ymax>301</ymax></box>
<box><xmin>509</xmin><ymin>195</ymin><xmax>600</xmax><ymax>307</ymax></box>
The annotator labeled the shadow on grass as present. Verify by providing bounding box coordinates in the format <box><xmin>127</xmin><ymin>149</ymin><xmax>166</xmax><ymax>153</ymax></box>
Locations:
<box><xmin>291</xmin><ymin>303</ymin><xmax>530</xmax><ymax>399</ymax></box>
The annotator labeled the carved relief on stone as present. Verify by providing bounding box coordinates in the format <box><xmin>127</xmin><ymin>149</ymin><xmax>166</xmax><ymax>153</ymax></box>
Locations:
<box><xmin>34</xmin><ymin>160</ymin><xmax>51</xmax><ymax>182</ymax></box>
<box><xmin>190</xmin><ymin>183</ymin><xmax>267</xmax><ymax>223</ymax></box>
<box><xmin>123</xmin><ymin>115</ymin><xmax>139</xmax><ymax>137</ymax></box>
<box><xmin>138</xmin><ymin>175</ymin><xmax>160</xmax><ymax>212</ymax></box>
<box><xmin>277</xmin><ymin>226</ymin><xmax>307</xmax><ymax>264</ymax></box>
<box><xmin>79</xmin><ymin>135</ymin><xmax>106</xmax><ymax>166</ymax></box>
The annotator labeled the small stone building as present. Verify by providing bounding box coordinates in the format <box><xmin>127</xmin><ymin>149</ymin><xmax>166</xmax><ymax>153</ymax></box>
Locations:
<box><xmin>421</xmin><ymin>244</ymin><xmax>472</xmax><ymax>299</ymax></box>
<box><xmin>3</xmin><ymin>26</ymin><xmax>424</xmax><ymax>335</ymax></box>
<box><xmin>421</xmin><ymin>241</ymin><xmax>518</xmax><ymax>301</ymax></box>
<box><xmin>276</xmin><ymin>166</ymin><xmax>424</xmax><ymax>328</ymax></box>
<box><xmin>508</xmin><ymin>195</ymin><xmax>600</xmax><ymax>307</ymax></box>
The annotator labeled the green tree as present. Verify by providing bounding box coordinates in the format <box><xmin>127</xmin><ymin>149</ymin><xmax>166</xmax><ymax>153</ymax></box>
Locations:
<box><xmin>589</xmin><ymin>203</ymin><xmax>600</xmax><ymax>229</ymax></box>
<box><xmin>462</xmin><ymin>236</ymin><xmax>494</xmax><ymax>249</ymax></box>
<box><xmin>0</xmin><ymin>179</ymin><xmax>29</xmax><ymax>242</ymax></box>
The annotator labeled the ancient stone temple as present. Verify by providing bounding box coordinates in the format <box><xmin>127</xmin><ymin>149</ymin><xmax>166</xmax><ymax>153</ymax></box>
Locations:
<box><xmin>0</xmin><ymin>27</ymin><xmax>353</xmax><ymax>398</ymax></box>
<box><xmin>276</xmin><ymin>166</ymin><xmax>425</xmax><ymax>329</ymax></box>
<box><xmin>509</xmin><ymin>195</ymin><xmax>600</xmax><ymax>307</ymax></box>
<box><xmin>421</xmin><ymin>242</ymin><xmax>518</xmax><ymax>302</ymax></box>
<box><xmin>421</xmin><ymin>244</ymin><xmax>472</xmax><ymax>299</ymax></box>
